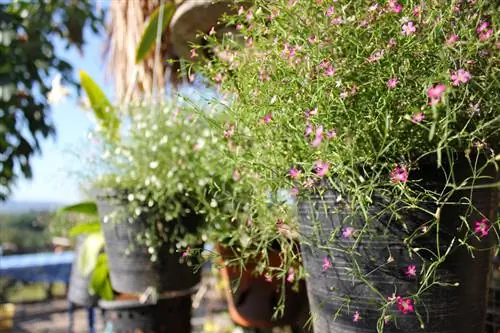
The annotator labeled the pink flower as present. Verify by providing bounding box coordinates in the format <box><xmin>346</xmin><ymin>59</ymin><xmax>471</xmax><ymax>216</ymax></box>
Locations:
<box><xmin>387</xmin><ymin>77</ymin><xmax>398</xmax><ymax>89</ymax></box>
<box><xmin>367</xmin><ymin>50</ymin><xmax>384</xmax><ymax>63</ymax></box>
<box><xmin>388</xmin><ymin>0</ymin><xmax>403</xmax><ymax>13</ymax></box>
<box><xmin>405</xmin><ymin>264</ymin><xmax>417</xmax><ymax>278</ymax></box>
<box><xmin>305</xmin><ymin>107</ymin><xmax>318</xmax><ymax>118</ymax></box>
<box><xmin>340</xmin><ymin>91</ymin><xmax>349</xmax><ymax>99</ymax></box>
<box><xmin>402</xmin><ymin>22</ymin><xmax>416</xmax><ymax>36</ymax></box>
<box><xmin>182</xmin><ymin>246</ymin><xmax>190</xmax><ymax>257</ymax></box>
<box><xmin>327</xmin><ymin>130</ymin><xmax>337</xmax><ymax>138</ymax></box>
<box><xmin>396</xmin><ymin>297</ymin><xmax>414</xmax><ymax>314</ymax></box>
<box><xmin>324</xmin><ymin>65</ymin><xmax>336</xmax><ymax>76</ymax></box>
<box><xmin>390</xmin><ymin>165</ymin><xmax>408</xmax><ymax>183</ymax></box>
<box><xmin>476</xmin><ymin>22</ymin><xmax>490</xmax><ymax>34</ymax></box>
<box><xmin>190</xmin><ymin>48</ymin><xmax>198</xmax><ymax>59</ymax></box>
<box><xmin>304</xmin><ymin>124</ymin><xmax>313</xmax><ymax>137</ymax></box>
<box><xmin>289</xmin><ymin>167</ymin><xmax>301</xmax><ymax>179</ymax></box>
<box><xmin>261</xmin><ymin>113</ymin><xmax>272</xmax><ymax>124</ymax></box>
<box><xmin>474</xmin><ymin>218</ymin><xmax>490</xmax><ymax>237</ymax></box>
<box><xmin>479</xmin><ymin>29</ymin><xmax>493</xmax><ymax>41</ymax></box>
<box><xmin>311</xmin><ymin>126</ymin><xmax>324</xmax><ymax>147</ymax></box>
<box><xmin>308</xmin><ymin>35</ymin><xmax>318</xmax><ymax>44</ymax></box>
<box><xmin>322</xmin><ymin>256</ymin><xmax>332</xmax><ymax>271</ymax></box>
<box><xmin>427</xmin><ymin>84</ymin><xmax>446</xmax><ymax>104</ymax></box>
<box><xmin>214</xmin><ymin>73</ymin><xmax>223</xmax><ymax>83</ymax></box>
<box><xmin>450</xmin><ymin>69</ymin><xmax>471</xmax><ymax>86</ymax></box>
<box><xmin>353</xmin><ymin>311</ymin><xmax>361</xmax><ymax>322</ymax></box>
<box><xmin>326</xmin><ymin>6</ymin><xmax>335</xmax><ymax>17</ymax></box>
<box><xmin>276</xmin><ymin>219</ymin><xmax>285</xmax><ymax>229</ymax></box>
<box><xmin>265</xmin><ymin>273</ymin><xmax>272</xmax><ymax>282</ymax></box>
<box><xmin>411</xmin><ymin>112</ymin><xmax>425</xmax><ymax>124</ymax></box>
<box><xmin>236</xmin><ymin>24</ymin><xmax>243</xmax><ymax>30</ymax></box>
<box><xmin>287</xmin><ymin>268</ymin><xmax>295</xmax><ymax>283</ymax></box>
<box><xmin>290</xmin><ymin>187</ymin><xmax>299</xmax><ymax>197</ymax></box>
<box><xmin>342</xmin><ymin>227</ymin><xmax>355</xmax><ymax>238</ymax></box>
<box><xmin>232</xmin><ymin>169</ymin><xmax>241</xmax><ymax>181</ymax></box>
<box><xmin>315</xmin><ymin>160</ymin><xmax>329</xmax><ymax>177</ymax></box>
<box><xmin>413</xmin><ymin>5</ymin><xmax>422</xmax><ymax>17</ymax></box>
<box><xmin>319</xmin><ymin>60</ymin><xmax>331</xmax><ymax>69</ymax></box>
<box><xmin>246</xmin><ymin>37</ymin><xmax>253</xmax><ymax>47</ymax></box>
<box><xmin>445</xmin><ymin>34</ymin><xmax>459</xmax><ymax>46</ymax></box>
<box><xmin>246</xmin><ymin>10</ymin><xmax>253</xmax><ymax>22</ymax></box>
<box><xmin>288</xmin><ymin>0</ymin><xmax>298</xmax><ymax>6</ymax></box>
<box><xmin>224</xmin><ymin>124</ymin><xmax>235</xmax><ymax>138</ymax></box>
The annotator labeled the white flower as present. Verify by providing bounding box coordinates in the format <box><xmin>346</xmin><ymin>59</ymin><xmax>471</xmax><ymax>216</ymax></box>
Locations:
<box><xmin>149</xmin><ymin>161</ymin><xmax>159</xmax><ymax>169</ymax></box>
<box><xmin>47</xmin><ymin>74</ymin><xmax>70</xmax><ymax>105</ymax></box>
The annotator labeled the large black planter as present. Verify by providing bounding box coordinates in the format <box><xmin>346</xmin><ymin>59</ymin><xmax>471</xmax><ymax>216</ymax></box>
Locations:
<box><xmin>298</xmin><ymin>158</ymin><xmax>497</xmax><ymax>332</ymax></box>
<box><xmin>486</xmin><ymin>255</ymin><xmax>500</xmax><ymax>333</ymax></box>
<box><xmin>97</xmin><ymin>197</ymin><xmax>203</xmax><ymax>294</ymax></box>
<box><xmin>99</xmin><ymin>295</ymin><xmax>192</xmax><ymax>333</ymax></box>
<box><xmin>67</xmin><ymin>236</ymin><xmax>98</xmax><ymax>307</ymax></box>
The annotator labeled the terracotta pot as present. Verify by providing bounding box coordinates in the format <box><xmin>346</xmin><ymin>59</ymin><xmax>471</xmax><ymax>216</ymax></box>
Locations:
<box><xmin>216</xmin><ymin>245</ymin><xmax>309</xmax><ymax>329</ymax></box>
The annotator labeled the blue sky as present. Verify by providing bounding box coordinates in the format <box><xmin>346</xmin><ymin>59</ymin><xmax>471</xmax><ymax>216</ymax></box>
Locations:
<box><xmin>10</xmin><ymin>29</ymin><xmax>111</xmax><ymax>204</ymax></box>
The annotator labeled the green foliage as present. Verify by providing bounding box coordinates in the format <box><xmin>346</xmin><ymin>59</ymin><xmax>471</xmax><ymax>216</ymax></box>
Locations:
<box><xmin>79</xmin><ymin>71</ymin><xmax>119</xmax><ymax>141</ymax></box>
<box><xmin>77</xmin><ymin>232</ymin><xmax>105</xmax><ymax>277</ymax></box>
<box><xmin>0</xmin><ymin>212</ymin><xmax>52</xmax><ymax>251</ymax></box>
<box><xmin>191</xmin><ymin>0</ymin><xmax>499</xmax><ymax>329</ymax></box>
<box><xmin>89</xmin><ymin>253</ymin><xmax>113</xmax><ymax>300</ymax></box>
<box><xmin>58</xmin><ymin>201</ymin><xmax>98</xmax><ymax>216</ymax></box>
<box><xmin>0</xmin><ymin>1</ymin><xmax>104</xmax><ymax>201</ymax></box>
<box><xmin>135</xmin><ymin>2</ymin><xmax>176</xmax><ymax>63</ymax></box>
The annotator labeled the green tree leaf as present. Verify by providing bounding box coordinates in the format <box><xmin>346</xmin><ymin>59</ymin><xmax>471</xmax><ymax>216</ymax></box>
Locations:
<box><xmin>69</xmin><ymin>222</ymin><xmax>101</xmax><ymax>237</ymax></box>
<box><xmin>89</xmin><ymin>253</ymin><xmax>113</xmax><ymax>300</ymax></box>
<box><xmin>77</xmin><ymin>233</ymin><xmax>105</xmax><ymax>277</ymax></box>
<box><xmin>79</xmin><ymin>70</ymin><xmax>119</xmax><ymax>141</ymax></box>
<box><xmin>135</xmin><ymin>2</ymin><xmax>176</xmax><ymax>64</ymax></box>
<box><xmin>58</xmin><ymin>201</ymin><xmax>98</xmax><ymax>216</ymax></box>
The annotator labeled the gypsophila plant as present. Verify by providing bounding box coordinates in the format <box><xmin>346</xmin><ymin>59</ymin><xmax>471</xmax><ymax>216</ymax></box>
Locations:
<box><xmin>189</xmin><ymin>0</ymin><xmax>499</xmax><ymax>331</ymax></box>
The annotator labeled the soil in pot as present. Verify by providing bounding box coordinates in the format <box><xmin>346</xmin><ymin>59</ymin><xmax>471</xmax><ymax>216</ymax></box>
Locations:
<box><xmin>217</xmin><ymin>245</ymin><xmax>310</xmax><ymax>330</ymax></box>
<box><xmin>298</xmin><ymin>156</ymin><xmax>498</xmax><ymax>333</ymax></box>
<box><xmin>97</xmin><ymin>195</ymin><xmax>204</xmax><ymax>294</ymax></box>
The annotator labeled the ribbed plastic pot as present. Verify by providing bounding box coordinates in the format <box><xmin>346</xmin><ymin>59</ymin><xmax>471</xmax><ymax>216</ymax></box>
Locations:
<box><xmin>67</xmin><ymin>236</ymin><xmax>98</xmax><ymax>307</ymax></box>
<box><xmin>486</xmin><ymin>255</ymin><xmax>500</xmax><ymax>333</ymax></box>
<box><xmin>99</xmin><ymin>295</ymin><xmax>192</xmax><ymax>333</ymax></box>
<box><xmin>97</xmin><ymin>196</ymin><xmax>203</xmax><ymax>294</ymax></box>
<box><xmin>217</xmin><ymin>245</ymin><xmax>310</xmax><ymax>329</ymax></box>
<box><xmin>298</xmin><ymin>158</ymin><xmax>497</xmax><ymax>333</ymax></box>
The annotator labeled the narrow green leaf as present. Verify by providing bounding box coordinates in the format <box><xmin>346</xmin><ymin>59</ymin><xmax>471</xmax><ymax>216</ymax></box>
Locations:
<box><xmin>69</xmin><ymin>222</ymin><xmax>102</xmax><ymax>237</ymax></box>
<box><xmin>58</xmin><ymin>201</ymin><xmax>98</xmax><ymax>216</ymax></box>
<box><xmin>79</xmin><ymin>70</ymin><xmax>119</xmax><ymax>140</ymax></box>
<box><xmin>135</xmin><ymin>2</ymin><xmax>176</xmax><ymax>64</ymax></box>
<box><xmin>90</xmin><ymin>253</ymin><xmax>114</xmax><ymax>300</ymax></box>
<box><xmin>77</xmin><ymin>233</ymin><xmax>105</xmax><ymax>277</ymax></box>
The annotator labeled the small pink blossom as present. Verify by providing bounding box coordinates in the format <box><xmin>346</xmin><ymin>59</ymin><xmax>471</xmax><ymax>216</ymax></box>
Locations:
<box><xmin>276</xmin><ymin>219</ymin><xmax>285</xmax><ymax>228</ymax></box>
<box><xmin>326</xmin><ymin>6</ymin><xmax>335</xmax><ymax>17</ymax></box>
<box><xmin>315</xmin><ymin>160</ymin><xmax>329</xmax><ymax>177</ymax></box>
<box><xmin>340</xmin><ymin>91</ymin><xmax>349</xmax><ymax>99</ymax></box>
<box><xmin>287</xmin><ymin>0</ymin><xmax>298</xmax><ymax>6</ymax></box>
<box><xmin>261</xmin><ymin>113</ymin><xmax>272</xmax><ymax>124</ymax></box>
<box><xmin>265</xmin><ymin>273</ymin><xmax>273</xmax><ymax>282</ymax></box>
<box><xmin>387</xmin><ymin>77</ymin><xmax>398</xmax><ymax>89</ymax></box>
<box><xmin>427</xmin><ymin>84</ymin><xmax>446</xmax><ymax>104</ymax></box>
<box><xmin>405</xmin><ymin>264</ymin><xmax>417</xmax><ymax>278</ymax></box>
<box><xmin>308</xmin><ymin>35</ymin><xmax>318</xmax><ymax>44</ymax></box>
<box><xmin>289</xmin><ymin>167</ymin><xmax>301</xmax><ymax>179</ymax></box>
<box><xmin>190</xmin><ymin>48</ymin><xmax>198</xmax><ymax>59</ymax></box>
<box><xmin>304</xmin><ymin>124</ymin><xmax>313</xmax><ymax>137</ymax></box>
<box><xmin>413</xmin><ymin>5</ymin><xmax>422</xmax><ymax>17</ymax></box>
<box><xmin>327</xmin><ymin>130</ymin><xmax>337</xmax><ymax>138</ymax></box>
<box><xmin>311</xmin><ymin>126</ymin><xmax>324</xmax><ymax>147</ymax></box>
<box><xmin>259</xmin><ymin>68</ymin><xmax>271</xmax><ymax>82</ymax></box>
<box><xmin>238</xmin><ymin>6</ymin><xmax>245</xmax><ymax>16</ymax></box>
<box><xmin>390</xmin><ymin>165</ymin><xmax>408</xmax><ymax>183</ymax></box>
<box><xmin>246</xmin><ymin>11</ymin><xmax>253</xmax><ymax>22</ymax></box>
<box><xmin>182</xmin><ymin>246</ymin><xmax>190</xmax><ymax>257</ymax></box>
<box><xmin>445</xmin><ymin>34</ymin><xmax>459</xmax><ymax>46</ymax></box>
<box><xmin>290</xmin><ymin>187</ymin><xmax>299</xmax><ymax>197</ymax></box>
<box><xmin>268</xmin><ymin>8</ymin><xmax>279</xmax><ymax>21</ymax></box>
<box><xmin>402</xmin><ymin>22</ymin><xmax>416</xmax><ymax>36</ymax></box>
<box><xmin>479</xmin><ymin>29</ymin><xmax>493</xmax><ymax>41</ymax></box>
<box><xmin>324</xmin><ymin>65</ymin><xmax>336</xmax><ymax>76</ymax></box>
<box><xmin>367</xmin><ymin>50</ymin><xmax>384</xmax><ymax>63</ymax></box>
<box><xmin>305</xmin><ymin>107</ymin><xmax>318</xmax><ymax>118</ymax></box>
<box><xmin>319</xmin><ymin>60</ymin><xmax>331</xmax><ymax>69</ymax></box>
<box><xmin>236</xmin><ymin>24</ymin><xmax>243</xmax><ymax>30</ymax></box>
<box><xmin>388</xmin><ymin>0</ymin><xmax>403</xmax><ymax>13</ymax></box>
<box><xmin>411</xmin><ymin>112</ymin><xmax>425</xmax><ymax>124</ymax></box>
<box><xmin>322</xmin><ymin>256</ymin><xmax>332</xmax><ymax>271</ymax></box>
<box><xmin>396</xmin><ymin>297</ymin><xmax>414</xmax><ymax>314</ymax></box>
<box><xmin>214</xmin><ymin>73</ymin><xmax>223</xmax><ymax>83</ymax></box>
<box><xmin>476</xmin><ymin>22</ymin><xmax>490</xmax><ymax>34</ymax></box>
<box><xmin>224</xmin><ymin>124</ymin><xmax>235</xmax><ymax>138</ymax></box>
<box><xmin>353</xmin><ymin>311</ymin><xmax>361</xmax><ymax>322</ymax></box>
<box><xmin>342</xmin><ymin>227</ymin><xmax>355</xmax><ymax>238</ymax></box>
<box><xmin>246</xmin><ymin>37</ymin><xmax>253</xmax><ymax>47</ymax></box>
<box><xmin>474</xmin><ymin>218</ymin><xmax>490</xmax><ymax>237</ymax></box>
<box><xmin>232</xmin><ymin>169</ymin><xmax>241</xmax><ymax>181</ymax></box>
<box><xmin>450</xmin><ymin>69</ymin><xmax>471</xmax><ymax>86</ymax></box>
<box><xmin>331</xmin><ymin>17</ymin><xmax>343</xmax><ymax>25</ymax></box>
<box><xmin>287</xmin><ymin>268</ymin><xmax>295</xmax><ymax>283</ymax></box>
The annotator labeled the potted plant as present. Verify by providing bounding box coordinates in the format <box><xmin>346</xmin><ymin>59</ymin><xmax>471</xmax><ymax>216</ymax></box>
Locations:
<box><xmin>192</xmin><ymin>1</ymin><xmax>499</xmax><ymax>332</ymax></box>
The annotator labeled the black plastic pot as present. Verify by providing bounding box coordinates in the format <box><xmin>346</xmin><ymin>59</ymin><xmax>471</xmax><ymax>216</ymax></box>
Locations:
<box><xmin>97</xmin><ymin>197</ymin><xmax>203</xmax><ymax>294</ymax></box>
<box><xmin>99</xmin><ymin>294</ymin><xmax>192</xmax><ymax>333</ymax></box>
<box><xmin>486</xmin><ymin>255</ymin><xmax>500</xmax><ymax>333</ymax></box>
<box><xmin>67</xmin><ymin>236</ymin><xmax>98</xmax><ymax>307</ymax></box>
<box><xmin>298</xmin><ymin>157</ymin><xmax>497</xmax><ymax>332</ymax></box>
